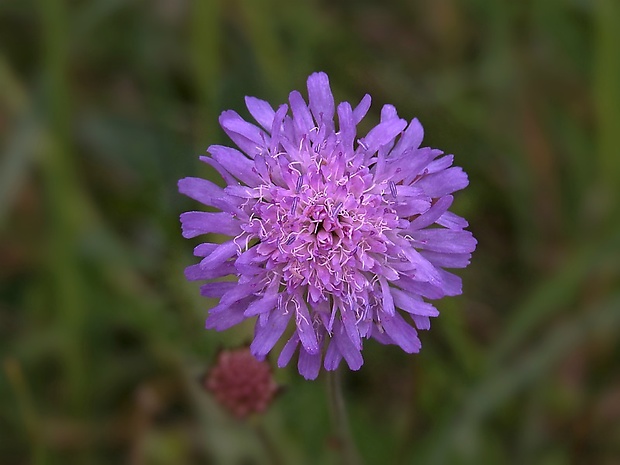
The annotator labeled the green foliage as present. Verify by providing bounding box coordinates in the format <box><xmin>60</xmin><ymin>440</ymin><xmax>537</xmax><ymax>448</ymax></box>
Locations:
<box><xmin>1</xmin><ymin>0</ymin><xmax>619</xmax><ymax>463</ymax></box>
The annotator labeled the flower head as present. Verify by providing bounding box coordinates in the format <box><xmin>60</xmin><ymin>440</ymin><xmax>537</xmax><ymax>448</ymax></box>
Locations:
<box><xmin>205</xmin><ymin>347</ymin><xmax>278</xmax><ymax>418</ymax></box>
<box><xmin>179</xmin><ymin>72</ymin><xmax>476</xmax><ymax>379</ymax></box>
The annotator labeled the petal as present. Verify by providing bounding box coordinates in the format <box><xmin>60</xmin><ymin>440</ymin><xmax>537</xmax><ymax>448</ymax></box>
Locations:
<box><xmin>340</xmin><ymin>306</ymin><xmax>362</xmax><ymax>349</ymax></box>
<box><xmin>193</xmin><ymin>243</ymin><xmax>218</xmax><ymax>257</ymax></box>
<box><xmin>408</xmin><ymin>195</ymin><xmax>454</xmax><ymax>231</ymax></box>
<box><xmin>426</xmin><ymin>154</ymin><xmax>454</xmax><ymax>173</ymax></box>
<box><xmin>394</xmin><ymin>276</ymin><xmax>446</xmax><ymax>300</ymax></box>
<box><xmin>333</xmin><ymin>321</ymin><xmax>363</xmax><ymax>370</ymax></box>
<box><xmin>359</xmin><ymin>118</ymin><xmax>407</xmax><ymax>155</ymax></box>
<box><xmin>245</xmin><ymin>96</ymin><xmax>276</xmax><ymax>132</ymax></box>
<box><xmin>307</xmin><ymin>72</ymin><xmax>335</xmax><ymax>126</ymax></box>
<box><xmin>278</xmin><ymin>333</ymin><xmax>300</xmax><ymax>368</ymax></box>
<box><xmin>380</xmin><ymin>104</ymin><xmax>399</xmax><ymax>122</ymax></box>
<box><xmin>390</xmin><ymin>118</ymin><xmax>424</xmax><ymax>158</ymax></box>
<box><xmin>387</xmin><ymin>148</ymin><xmax>440</xmax><ymax>184</ymax></box>
<box><xmin>381</xmin><ymin>311</ymin><xmax>421</xmax><ymax>353</ymax></box>
<box><xmin>420</xmin><ymin>251</ymin><xmax>472</xmax><ymax>268</ymax></box>
<box><xmin>390</xmin><ymin>288</ymin><xmax>439</xmax><ymax>317</ymax></box>
<box><xmin>178</xmin><ymin>177</ymin><xmax>239</xmax><ymax>212</ymax></box>
<box><xmin>412</xmin><ymin>315</ymin><xmax>431</xmax><ymax>330</ymax></box>
<box><xmin>414</xmin><ymin>166</ymin><xmax>469</xmax><ymax>197</ymax></box>
<box><xmin>379</xmin><ymin>277</ymin><xmax>396</xmax><ymax>316</ymax></box>
<box><xmin>352</xmin><ymin>94</ymin><xmax>371</xmax><ymax>125</ymax></box>
<box><xmin>244</xmin><ymin>292</ymin><xmax>279</xmax><ymax>316</ymax></box>
<box><xmin>289</xmin><ymin>90</ymin><xmax>315</xmax><ymax>137</ymax></box>
<box><xmin>184</xmin><ymin>261</ymin><xmax>235</xmax><ymax>281</ymax></box>
<box><xmin>219</xmin><ymin>282</ymin><xmax>260</xmax><ymax>307</ymax></box>
<box><xmin>410</xmin><ymin>229</ymin><xmax>477</xmax><ymax>254</ymax></box>
<box><xmin>206</xmin><ymin>145</ymin><xmax>262</xmax><ymax>186</ymax></box>
<box><xmin>250</xmin><ymin>308</ymin><xmax>293</xmax><ymax>358</ymax></box>
<box><xmin>180</xmin><ymin>211</ymin><xmax>240</xmax><ymax>238</ymax></box>
<box><xmin>199</xmin><ymin>240</ymin><xmax>238</xmax><ymax>269</ymax></box>
<box><xmin>298</xmin><ymin>348</ymin><xmax>322</xmax><ymax>380</ymax></box>
<box><xmin>200</xmin><ymin>281</ymin><xmax>236</xmax><ymax>298</ymax></box>
<box><xmin>437</xmin><ymin>269</ymin><xmax>463</xmax><ymax>296</ymax></box>
<box><xmin>437</xmin><ymin>211</ymin><xmax>469</xmax><ymax>230</ymax></box>
<box><xmin>296</xmin><ymin>299</ymin><xmax>320</xmax><ymax>355</ymax></box>
<box><xmin>205</xmin><ymin>297</ymin><xmax>251</xmax><ymax>330</ymax></box>
<box><xmin>337</xmin><ymin>101</ymin><xmax>355</xmax><ymax>151</ymax></box>
<box><xmin>392</xmin><ymin>237</ymin><xmax>442</xmax><ymax>285</ymax></box>
<box><xmin>323</xmin><ymin>338</ymin><xmax>343</xmax><ymax>371</ymax></box>
<box><xmin>219</xmin><ymin>110</ymin><xmax>268</xmax><ymax>157</ymax></box>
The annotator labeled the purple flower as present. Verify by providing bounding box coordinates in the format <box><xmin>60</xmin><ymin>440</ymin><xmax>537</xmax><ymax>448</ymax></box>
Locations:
<box><xmin>179</xmin><ymin>72</ymin><xmax>476</xmax><ymax>380</ymax></box>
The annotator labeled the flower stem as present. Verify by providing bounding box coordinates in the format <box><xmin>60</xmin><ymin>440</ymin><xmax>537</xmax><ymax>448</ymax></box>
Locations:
<box><xmin>253</xmin><ymin>421</ymin><xmax>285</xmax><ymax>465</ymax></box>
<box><xmin>327</xmin><ymin>368</ymin><xmax>363</xmax><ymax>465</ymax></box>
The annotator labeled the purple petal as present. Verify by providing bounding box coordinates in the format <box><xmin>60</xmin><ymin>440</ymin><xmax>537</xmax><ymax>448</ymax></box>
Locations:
<box><xmin>380</xmin><ymin>104</ymin><xmax>399</xmax><ymax>122</ymax></box>
<box><xmin>206</xmin><ymin>145</ymin><xmax>262</xmax><ymax>186</ymax></box>
<box><xmin>219</xmin><ymin>282</ymin><xmax>260</xmax><ymax>307</ymax></box>
<box><xmin>199</xmin><ymin>240</ymin><xmax>238</xmax><ymax>269</ymax></box>
<box><xmin>381</xmin><ymin>311</ymin><xmax>421</xmax><ymax>353</ymax></box>
<box><xmin>437</xmin><ymin>211</ymin><xmax>469</xmax><ymax>230</ymax></box>
<box><xmin>200</xmin><ymin>281</ymin><xmax>236</xmax><ymax>298</ymax></box>
<box><xmin>180</xmin><ymin>211</ymin><xmax>240</xmax><ymax>238</ymax></box>
<box><xmin>250</xmin><ymin>308</ymin><xmax>292</xmax><ymax>358</ymax></box>
<box><xmin>323</xmin><ymin>339</ymin><xmax>343</xmax><ymax>371</ymax></box>
<box><xmin>245</xmin><ymin>96</ymin><xmax>276</xmax><ymax>132</ymax></box>
<box><xmin>184</xmin><ymin>261</ymin><xmax>235</xmax><ymax>281</ymax></box>
<box><xmin>193</xmin><ymin>243</ymin><xmax>218</xmax><ymax>257</ymax></box>
<box><xmin>437</xmin><ymin>269</ymin><xmax>463</xmax><ymax>296</ymax></box>
<box><xmin>359</xmin><ymin>118</ymin><xmax>407</xmax><ymax>155</ymax></box>
<box><xmin>219</xmin><ymin>110</ymin><xmax>268</xmax><ymax>157</ymax></box>
<box><xmin>408</xmin><ymin>195</ymin><xmax>454</xmax><ymax>231</ymax></box>
<box><xmin>298</xmin><ymin>348</ymin><xmax>322</xmax><ymax>380</ymax></box>
<box><xmin>352</xmin><ymin>94</ymin><xmax>371</xmax><ymax>124</ymax></box>
<box><xmin>337</xmin><ymin>102</ymin><xmax>355</xmax><ymax>151</ymax></box>
<box><xmin>296</xmin><ymin>299</ymin><xmax>320</xmax><ymax>355</ymax></box>
<box><xmin>244</xmin><ymin>292</ymin><xmax>279</xmax><ymax>316</ymax></box>
<box><xmin>333</xmin><ymin>321</ymin><xmax>363</xmax><ymax>370</ymax></box>
<box><xmin>394</xmin><ymin>276</ymin><xmax>446</xmax><ymax>300</ymax></box>
<box><xmin>390</xmin><ymin>288</ymin><xmax>439</xmax><ymax>317</ymax></box>
<box><xmin>205</xmin><ymin>298</ymin><xmax>251</xmax><ymax>330</ymax></box>
<box><xmin>390</xmin><ymin>118</ymin><xmax>424</xmax><ymax>158</ymax></box>
<box><xmin>420</xmin><ymin>251</ymin><xmax>472</xmax><ymax>268</ymax></box>
<box><xmin>307</xmin><ymin>72</ymin><xmax>335</xmax><ymax>126</ymax></box>
<box><xmin>387</xmin><ymin>148</ymin><xmax>440</xmax><ymax>184</ymax></box>
<box><xmin>415</xmin><ymin>166</ymin><xmax>469</xmax><ymax>197</ymax></box>
<box><xmin>269</xmin><ymin>104</ymin><xmax>289</xmax><ymax>152</ymax></box>
<box><xmin>392</xmin><ymin>238</ymin><xmax>442</xmax><ymax>285</ymax></box>
<box><xmin>278</xmin><ymin>333</ymin><xmax>300</xmax><ymax>368</ymax></box>
<box><xmin>379</xmin><ymin>277</ymin><xmax>396</xmax><ymax>316</ymax></box>
<box><xmin>340</xmin><ymin>306</ymin><xmax>362</xmax><ymax>349</ymax></box>
<box><xmin>426</xmin><ymin>154</ymin><xmax>454</xmax><ymax>173</ymax></box>
<box><xmin>178</xmin><ymin>177</ymin><xmax>239</xmax><ymax>212</ymax></box>
<box><xmin>412</xmin><ymin>315</ymin><xmax>431</xmax><ymax>330</ymax></box>
<box><xmin>410</xmin><ymin>229</ymin><xmax>477</xmax><ymax>254</ymax></box>
<box><xmin>289</xmin><ymin>90</ymin><xmax>314</xmax><ymax>137</ymax></box>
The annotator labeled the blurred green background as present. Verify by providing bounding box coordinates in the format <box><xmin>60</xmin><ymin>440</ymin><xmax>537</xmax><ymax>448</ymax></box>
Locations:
<box><xmin>1</xmin><ymin>0</ymin><xmax>619</xmax><ymax>464</ymax></box>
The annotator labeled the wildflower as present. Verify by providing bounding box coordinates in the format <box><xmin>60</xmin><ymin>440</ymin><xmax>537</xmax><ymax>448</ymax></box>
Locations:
<box><xmin>179</xmin><ymin>72</ymin><xmax>476</xmax><ymax>379</ymax></box>
<box><xmin>205</xmin><ymin>347</ymin><xmax>278</xmax><ymax>418</ymax></box>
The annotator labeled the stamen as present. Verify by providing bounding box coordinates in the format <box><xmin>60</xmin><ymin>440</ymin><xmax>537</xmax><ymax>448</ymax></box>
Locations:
<box><xmin>389</xmin><ymin>181</ymin><xmax>397</xmax><ymax>198</ymax></box>
<box><xmin>332</xmin><ymin>202</ymin><xmax>343</xmax><ymax>218</ymax></box>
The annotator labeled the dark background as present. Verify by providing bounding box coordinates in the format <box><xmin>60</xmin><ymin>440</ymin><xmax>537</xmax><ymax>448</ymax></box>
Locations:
<box><xmin>1</xmin><ymin>0</ymin><xmax>619</xmax><ymax>464</ymax></box>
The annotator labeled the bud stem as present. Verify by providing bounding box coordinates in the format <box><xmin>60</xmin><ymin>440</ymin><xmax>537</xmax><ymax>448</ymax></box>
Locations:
<box><xmin>326</xmin><ymin>368</ymin><xmax>364</xmax><ymax>465</ymax></box>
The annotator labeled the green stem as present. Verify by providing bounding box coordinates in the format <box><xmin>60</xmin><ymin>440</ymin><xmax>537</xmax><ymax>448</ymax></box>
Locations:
<box><xmin>327</xmin><ymin>369</ymin><xmax>363</xmax><ymax>465</ymax></box>
<box><xmin>252</xmin><ymin>421</ymin><xmax>285</xmax><ymax>465</ymax></box>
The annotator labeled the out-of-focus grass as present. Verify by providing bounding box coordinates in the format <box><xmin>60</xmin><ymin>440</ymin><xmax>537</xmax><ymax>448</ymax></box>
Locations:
<box><xmin>1</xmin><ymin>0</ymin><xmax>619</xmax><ymax>464</ymax></box>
